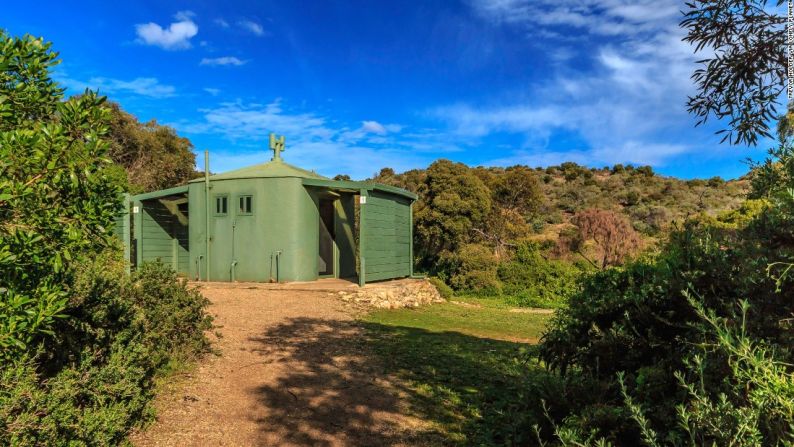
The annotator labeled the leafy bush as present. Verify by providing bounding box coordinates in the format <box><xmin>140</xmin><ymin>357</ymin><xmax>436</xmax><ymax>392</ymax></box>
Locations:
<box><xmin>0</xmin><ymin>31</ymin><xmax>213</xmax><ymax>445</ymax></box>
<box><xmin>427</xmin><ymin>277</ymin><xmax>453</xmax><ymax>299</ymax></box>
<box><xmin>0</xmin><ymin>31</ymin><xmax>123</xmax><ymax>360</ymax></box>
<box><xmin>449</xmin><ymin>244</ymin><xmax>502</xmax><ymax>295</ymax></box>
<box><xmin>0</xmin><ymin>255</ymin><xmax>212</xmax><ymax>446</ymax></box>
<box><xmin>534</xmin><ymin>165</ymin><xmax>794</xmax><ymax>444</ymax></box>
<box><xmin>498</xmin><ymin>242</ymin><xmax>586</xmax><ymax>308</ymax></box>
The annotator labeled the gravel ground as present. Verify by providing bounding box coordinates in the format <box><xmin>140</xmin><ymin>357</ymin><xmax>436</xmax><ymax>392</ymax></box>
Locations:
<box><xmin>129</xmin><ymin>284</ymin><xmax>428</xmax><ymax>447</ymax></box>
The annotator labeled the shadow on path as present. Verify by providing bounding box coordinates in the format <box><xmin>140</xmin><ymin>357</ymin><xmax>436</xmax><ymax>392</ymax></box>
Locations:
<box><xmin>248</xmin><ymin>316</ymin><xmax>549</xmax><ymax>446</ymax></box>
<box><xmin>248</xmin><ymin>317</ymin><xmax>422</xmax><ymax>446</ymax></box>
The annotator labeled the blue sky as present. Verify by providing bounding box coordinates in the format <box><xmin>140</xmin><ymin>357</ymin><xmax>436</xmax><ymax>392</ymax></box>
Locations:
<box><xmin>5</xmin><ymin>0</ymin><xmax>779</xmax><ymax>179</ymax></box>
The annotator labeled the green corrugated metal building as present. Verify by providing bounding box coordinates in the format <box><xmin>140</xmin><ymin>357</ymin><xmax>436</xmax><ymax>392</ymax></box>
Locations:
<box><xmin>124</xmin><ymin>134</ymin><xmax>416</xmax><ymax>286</ymax></box>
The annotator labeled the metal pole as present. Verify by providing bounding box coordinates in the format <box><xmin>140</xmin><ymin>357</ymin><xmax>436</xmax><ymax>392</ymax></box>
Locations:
<box><xmin>205</xmin><ymin>150</ymin><xmax>211</xmax><ymax>282</ymax></box>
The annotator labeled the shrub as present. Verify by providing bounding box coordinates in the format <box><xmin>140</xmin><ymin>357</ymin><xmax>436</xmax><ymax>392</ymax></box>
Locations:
<box><xmin>498</xmin><ymin>242</ymin><xmax>586</xmax><ymax>308</ymax></box>
<box><xmin>0</xmin><ymin>30</ymin><xmax>213</xmax><ymax>445</ymax></box>
<box><xmin>427</xmin><ymin>276</ymin><xmax>453</xmax><ymax>299</ymax></box>
<box><xmin>0</xmin><ymin>31</ymin><xmax>125</xmax><ymax>360</ymax></box>
<box><xmin>535</xmin><ymin>197</ymin><xmax>794</xmax><ymax>444</ymax></box>
<box><xmin>449</xmin><ymin>244</ymin><xmax>502</xmax><ymax>295</ymax></box>
<box><xmin>0</xmin><ymin>255</ymin><xmax>212</xmax><ymax>445</ymax></box>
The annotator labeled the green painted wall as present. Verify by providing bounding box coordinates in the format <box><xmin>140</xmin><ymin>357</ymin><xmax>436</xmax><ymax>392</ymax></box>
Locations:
<box><xmin>188</xmin><ymin>177</ymin><xmax>319</xmax><ymax>282</ymax></box>
<box><xmin>361</xmin><ymin>190</ymin><xmax>412</xmax><ymax>282</ymax></box>
<box><xmin>137</xmin><ymin>199</ymin><xmax>189</xmax><ymax>275</ymax></box>
<box><xmin>120</xmin><ymin>160</ymin><xmax>417</xmax><ymax>284</ymax></box>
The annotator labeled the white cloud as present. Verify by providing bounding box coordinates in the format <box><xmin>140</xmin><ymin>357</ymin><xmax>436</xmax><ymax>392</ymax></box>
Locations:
<box><xmin>429</xmin><ymin>0</ymin><xmax>710</xmax><ymax>168</ymax></box>
<box><xmin>361</xmin><ymin>121</ymin><xmax>388</xmax><ymax>134</ymax></box>
<box><xmin>58</xmin><ymin>75</ymin><xmax>176</xmax><ymax>98</ymax></box>
<box><xmin>214</xmin><ymin>18</ymin><xmax>230</xmax><ymax>28</ymax></box>
<box><xmin>469</xmin><ymin>0</ymin><xmax>678</xmax><ymax>37</ymax></box>
<box><xmin>135</xmin><ymin>11</ymin><xmax>198</xmax><ymax>50</ymax></box>
<box><xmin>237</xmin><ymin>19</ymin><xmax>264</xmax><ymax>36</ymax></box>
<box><xmin>203</xmin><ymin>88</ymin><xmax>221</xmax><ymax>96</ymax></box>
<box><xmin>171</xmin><ymin>100</ymin><xmax>456</xmax><ymax>179</ymax></box>
<box><xmin>200</xmin><ymin>56</ymin><xmax>247</xmax><ymax>66</ymax></box>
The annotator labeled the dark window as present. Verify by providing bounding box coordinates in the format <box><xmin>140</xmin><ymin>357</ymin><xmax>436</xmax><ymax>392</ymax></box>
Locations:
<box><xmin>238</xmin><ymin>195</ymin><xmax>253</xmax><ymax>215</ymax></box>
<box><xmin>214</xmin><ymin>195</ymin><xmax>228</xmax><ymax>216</ymax></box>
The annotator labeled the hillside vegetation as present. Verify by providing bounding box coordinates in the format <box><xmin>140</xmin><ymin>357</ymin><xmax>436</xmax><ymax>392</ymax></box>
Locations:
<box><xmin>374</xmin><ymin>162</ymin><xmax>747</xmax><ymax>241</ymax></box>
<box><xmin>368</xmin><ymin>160</ymin><xmax>748</xmax><ymax>306</ymax></box>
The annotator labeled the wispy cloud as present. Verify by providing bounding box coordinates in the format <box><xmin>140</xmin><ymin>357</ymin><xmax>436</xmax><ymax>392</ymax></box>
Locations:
<box><xmin>172</xmin><ymin>100</ymin><xmax>456</xmax><ymax>178</ymax></box>
<box><xmin>434</xmin><ymin>0</ymin><xmax>707</xmax><ymax>168</ymax></box>
<box><xmin>57</xmin><ymin>75</ymin><xmax>176</xmax><ymax>98</ymax></box>
<box><xmin>469</xmin><ymin>0</ymin><xmax>679</xmax><ymax>37</ymax></box>
<box><xmin>135</xmin><ymin>11</ymin><xmax>198</xmax><ymax>50</ymax></box>
<box><xmin>203</xmin><ymin>87</ymin><xmax>221</xmax><ymax>96</ymax></box>
<box><xmin>237</xmin><ymin>19</ymin><xmax>264</xmax><ymax>36</ymax></box>
<box><xmin>214</xmin><ymin>18</ymin><xmax>230</xmax><ymax>28</ymax></box>
<box><xmin>200</xmin><ymin>56</ymin><xmax>247</xmax><ymax>66</ymax></box>
<box><xmin>361</xmin><ymin>120</ymin><xmax>388</xmax><ymax>135</ymax></box>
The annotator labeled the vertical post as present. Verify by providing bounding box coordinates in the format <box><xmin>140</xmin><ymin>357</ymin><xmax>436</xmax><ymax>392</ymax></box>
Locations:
<box><xmin>204</xmin><ymin>150</ymin><xmax>211</xmax><ymax>282</ymax></box>
<box><xmin>358</xmin><ymin>189</ymin><xmax>368</xmax><ymax>287</ymax></box>
<box><xmin>122</xmin><ymin>194</ymin><xmax>131</xmax><ymax>274</ymax></box>
<box><xmin>172</xmin><ymin>233</ymin><xmax>178</xmax><ymax>272</ymax></box>
<box><xmin>332</xmin><ymin>199</ymin><xmax>339</xmax><ymax>279</ymax></box>
<box><xmin>134</xmin><ymin>199</ymin><xmax>143</xmax><ymax>268</ymax></box>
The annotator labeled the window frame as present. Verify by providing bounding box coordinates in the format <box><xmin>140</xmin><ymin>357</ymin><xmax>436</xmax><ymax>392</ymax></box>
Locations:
<box><xmin>237</xmin><ymin>194</ymin><xmax>254</xmax><ymax>216</ymax></box>
<box><xmin>213</xmin><ymin>194</ymin><xmax>229</xmax><ymax>216</ymax></box>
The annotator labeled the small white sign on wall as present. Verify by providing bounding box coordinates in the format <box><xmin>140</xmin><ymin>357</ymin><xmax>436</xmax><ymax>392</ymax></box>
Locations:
<box><xmin>359</xmin><ymin>196</ymin><xmax>367</xmax><ymax>204</ymax></box>
<box><xmin>132</xmin><ymin>206</ymin><xmax>139</xmax><ymax>213</ymax></box>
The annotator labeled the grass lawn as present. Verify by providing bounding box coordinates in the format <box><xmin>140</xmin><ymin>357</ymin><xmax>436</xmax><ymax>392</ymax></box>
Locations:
<box><xmin>367</xmin><ymin>297</ymin><xmax>551</xmax><ymax>343</ymax></box>
<box><xmin>362</xmin><ymin>298</ymin><xmax>556</xmax><ymax>445</ymax></box>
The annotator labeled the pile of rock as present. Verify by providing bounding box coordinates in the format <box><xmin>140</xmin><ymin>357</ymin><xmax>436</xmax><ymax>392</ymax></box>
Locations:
<box><xmin>335</xmin><ymin>279</ymin><xmax>445</xmax><ymax>309</ymax></box>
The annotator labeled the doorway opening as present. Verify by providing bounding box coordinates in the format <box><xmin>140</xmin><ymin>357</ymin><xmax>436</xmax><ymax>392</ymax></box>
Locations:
<box><xmin>318</xmin><ymin>198</ymin><xmax>335</xmax><ymax>276</ymax></box>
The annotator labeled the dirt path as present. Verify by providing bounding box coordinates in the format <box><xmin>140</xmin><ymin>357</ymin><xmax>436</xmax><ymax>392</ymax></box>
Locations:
<box><xmin>130</xmin><ymin>284</ymin><xmax>428</xmax><ymax>447</ymax></box>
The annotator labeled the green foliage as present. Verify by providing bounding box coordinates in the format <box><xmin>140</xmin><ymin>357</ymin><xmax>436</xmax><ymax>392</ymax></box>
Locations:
<box><xmin>533</xmin><ymin>149</ymin><xmax>794</xmax><ymax>444</ymax></box>
<box><xmin>681</xmin><ymin>0</ymin><xmax>785</xmax><ymax>146</ymax></box>
<box><xmin>697</xmin><ymin>199</ymin><xmax>770</xmax><ymax>229</ymax></box>
<box><xmin>498</xmin><ymin>242</ymin><xmax>586</xmax><ymax>308</ymax></box>
<box><xmin>674</xmin><ymin>297</ymin><xmax>794</xmax><ymax>446</ymax></box>
<box><xmin>414</xmin><ymin>160</ymin><xmax>492</xmax><ymax>271</ymax></box>
<box><xmin>128</xmin><ymin>262</ymin><xmax>213</xmax><ymax>361</ymax></box>
<box><xmin>491</xmin><ymin>166</ymin><xmax>543</xmax><ymax>216</ymax></box>
<box><xmin>449</xmin><ymin>244</ymin><xmax>501</xmax><ymax>295</ymax></box>
<box><xmin>427</xmin><ymin>276</ymin><xmax>453</xmax><ymax>300</ymax></box>
<box><xmin>104</xmin><ymin>101</ymin><xmax>198</xmax><ymax>193</ymax></box>
<box><xmin>0</xmin><ymin>32</ymin><xmax>62</xmax><ymax>130</ymax></box>
<box><xmin>0</xmin><ymin>256</ymin><xmax>212</xmax><ymax>446</ymax></box>
<box><xmin>0</xmin><ymin>31</ymin><xmax>212</xmax><ymax>445</ymax></box>
<box><xmin>0</xmin><ymin>31</ymin><xmax>123</xmax><ymax>358</ymax></box>
<box><xmin>375</xmin><ymin>159</ymin><xmax>746</xmax><ymax>284</ymax></box>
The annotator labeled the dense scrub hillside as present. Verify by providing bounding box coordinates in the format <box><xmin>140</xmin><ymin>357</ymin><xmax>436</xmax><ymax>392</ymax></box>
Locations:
<box><xmin>372</xmin><ymin>162</ymin><xmax>748</xmax><ymax>241</ymax></box>
<box><xmin>367</xmin><ymin>161</ymin><xmax>748</xmax><ymax>306</ymax></box>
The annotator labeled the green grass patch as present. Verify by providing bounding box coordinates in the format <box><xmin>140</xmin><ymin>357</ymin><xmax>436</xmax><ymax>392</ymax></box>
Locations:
<box><xmin>366</xmin><ymin>299</ymin><xmax>550</xmax><ymax>343</ymax></box>
<box><xmin>362</xmin><ymin>302</ymin><xmax>555</xmax><ymax>444</ymax></box>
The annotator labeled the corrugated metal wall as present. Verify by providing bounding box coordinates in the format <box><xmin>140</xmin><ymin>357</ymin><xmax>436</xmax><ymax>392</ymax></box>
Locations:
<box><xmin>361</xmin><ymin>190</ymin><xmax>412</xmax><ymax>282</ymax></box>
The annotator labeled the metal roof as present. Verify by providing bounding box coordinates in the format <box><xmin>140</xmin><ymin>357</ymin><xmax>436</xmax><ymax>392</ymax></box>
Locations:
<box><xmin>302</xmin><ymin>178</ymin><xmax>417</xmax><ymax>200</ymax></box>
<box><xmin>187</xmin><ymin>159</ymin><xmax>328</xmax><ymax>183</ymax></box>
<box><xmin>130</xmin><ymin>185</ymin><xmax>189</xmax><ymax>201</ymax></box>
<box><xmin>183</xmin><ymin>157</ymin><xmax>417</xmax><ymax>200</ymax></box>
